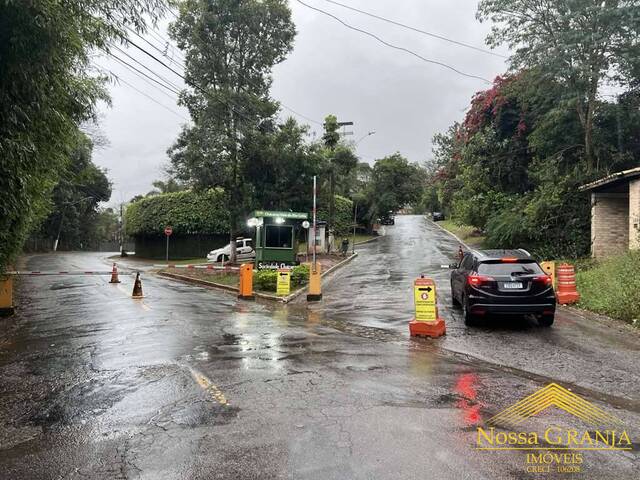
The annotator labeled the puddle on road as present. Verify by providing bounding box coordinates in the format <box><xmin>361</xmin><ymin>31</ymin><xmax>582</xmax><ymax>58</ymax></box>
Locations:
<box><xmin>49</xmin><ymin>282</ymin><xmax>94</xmax><ymax>291</ymax></box>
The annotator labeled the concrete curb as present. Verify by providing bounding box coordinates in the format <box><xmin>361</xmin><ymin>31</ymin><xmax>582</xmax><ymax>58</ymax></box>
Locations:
<box><xmin>354</xmin><ymin>236</ymin><xmax>380</xmax><ymax>246</ymax></box>
<box><xmin>427</xmin><ymin>218</ymin><xmax>471</xmax><ymax>250</ymax></box>
<box><xmin>158</xmin><ymin>252</ymin><xmax>359</xmax><ymax>304</ymax></box>
<box><xmin>159</xmin><ymin>271</ymin><xmax>292</xmax><ymax>302</ymax></box>
<box><xmin>159</xmin><ymin>271</ymin><xmax>239</xmax><ymax>294</ymax></box>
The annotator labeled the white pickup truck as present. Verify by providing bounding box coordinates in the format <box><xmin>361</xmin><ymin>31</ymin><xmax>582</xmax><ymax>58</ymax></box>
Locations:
<box><xmin>206</xmin><ymin>238</ymin><xmax>255</xmax><ymax>262</ymax></box>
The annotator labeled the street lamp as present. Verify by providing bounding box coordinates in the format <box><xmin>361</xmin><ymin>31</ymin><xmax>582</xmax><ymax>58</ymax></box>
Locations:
<box><xmin>356</xmin><ymin>131</ymin><xmax>376</xmax><ymax>145</ymax></box>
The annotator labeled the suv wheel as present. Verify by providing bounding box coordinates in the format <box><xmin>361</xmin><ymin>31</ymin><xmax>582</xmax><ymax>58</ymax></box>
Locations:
<box><xmin>451</xmin><ymin>286</ymin><xmax>461</xmax><ymax>308</ymax></box>
<box><xmin>538</xmin><ymin>314</ymin><xmax>554</xmax><ymax>327</ymax></box>
<box><xmin>462</xmin><ymin>296</ymin><xmax>476</xmax><ymax>326</ymax></box>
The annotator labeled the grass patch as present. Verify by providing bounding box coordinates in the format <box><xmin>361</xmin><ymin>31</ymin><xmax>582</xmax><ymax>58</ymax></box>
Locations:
<box><xmin>436</xmin><ymin>220</ymin><xmax>485</xmax><ymax>247</ymax></box>
<box><xmin>574</xmin><ymin>251</ymin><xmax>640</xmax><ymax>324</ymax></box>
<box><xmin>161</xmin><ymin>269</ymin><xmax>238</xmax><ymax>286</ymax></box>
<box><xmin>165</xmin><ymin>258</ymin><xmax>208</xmax><ymax>265</ymax></box>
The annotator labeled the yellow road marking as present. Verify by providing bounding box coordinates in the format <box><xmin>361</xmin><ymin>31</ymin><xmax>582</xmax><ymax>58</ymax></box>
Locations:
<box><xmin>188</xmin><ymin>367</ymin><xmax>228</xmax><ymax>405</ymax></box>
<box><xmin>115</xmin><ymin>284</ymin><xmax>152</xmax><ymax>309</ymax></box>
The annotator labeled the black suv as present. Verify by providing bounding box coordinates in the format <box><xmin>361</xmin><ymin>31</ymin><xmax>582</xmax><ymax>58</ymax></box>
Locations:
<box><xmin>450</xmin><ymin>249</ymin><xmax>555</xmax><ymax>327</ymax></box>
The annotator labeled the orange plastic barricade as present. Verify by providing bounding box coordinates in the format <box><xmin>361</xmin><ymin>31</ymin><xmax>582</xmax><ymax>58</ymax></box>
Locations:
<box><xmin>556</xmin><ymin>263</ymin><xmax>580</xmax><ymax>304</ymax></box>
<box><xmin>409</xmin><ymin>276</ymin><xmax>446</xmax><ymax>338</ymax></box>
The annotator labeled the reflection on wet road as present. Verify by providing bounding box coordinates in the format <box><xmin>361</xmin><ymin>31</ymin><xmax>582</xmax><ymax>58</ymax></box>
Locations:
<box><xmin>0</xmin><ymin>216</ymin><xmax>638</xmax><ymax>479</ymax></box>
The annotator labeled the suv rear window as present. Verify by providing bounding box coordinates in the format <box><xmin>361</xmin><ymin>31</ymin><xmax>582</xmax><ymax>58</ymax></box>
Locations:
<box><xmin>477</xmin><ymin>261</ymin><xmax>543</xmax><ymax>276</ymax></box>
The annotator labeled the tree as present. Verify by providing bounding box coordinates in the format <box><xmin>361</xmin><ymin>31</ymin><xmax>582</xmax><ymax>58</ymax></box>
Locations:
<box><xmin>369</xmin><ymin>154</ymin><xmax>424</xmax><ymax>220</ymax></box>
<box><xmin>37</xmin><ymin>132</ymin><xmax>112</xmax><ymax>250</ymax></box>
<box><xmin>168</xmin><ymin>0</ymin><xmax>295</xmax><ymax>262</ymax></box>
<box><xmin>429</xmin><ymin>66</ymin><xmax>640</xmax><ymax>258</ymax></box>
<box><xmin>0</xmin><ymin>0</ymin><xmax>166</xmax><ymax>269</ymax></box>
<box><xmin>147</xmin><ymin>178</ymin><xmax>186</xmax><ymax>196</ymax></box>
<box><xmin>243</xmin><ymin>117</ymin><xmax>324</xmax><ymax>212</ymax></box>
<box><xmin>320</xmin><ymin>114</ymin><xmax>358</xmax><ymax>250</ymax></box>
<box><xmin>477</xmin><ymin>0</ymin><xmax>640</xmax><ymax>171</ymax></box>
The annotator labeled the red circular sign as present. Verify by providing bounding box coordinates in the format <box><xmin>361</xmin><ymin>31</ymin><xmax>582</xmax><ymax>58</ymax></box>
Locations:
<box><xmin>164</xmin><ymin>226</ymin><xmax>173</xmax><ymax>236</ymax></box>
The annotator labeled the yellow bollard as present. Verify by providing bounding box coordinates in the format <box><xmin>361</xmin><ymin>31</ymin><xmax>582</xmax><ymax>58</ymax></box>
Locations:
<box><xmin>306</xmin><ymin>262</ymin><xmax>322</xmax><ymax>302</ymax></box>
<box><xmin>540</xmin><ymin>261</ymin><xmax>555</xmax><ymax>288</ymax></box>
<box><xmin>238</xmin><ymin>263</ymin><xmax>255</xmax><ymax>300</ymax></box>
<box><xmin>0</xmin><ymin>276</ymin><xmax>15</xmax><ymax>317</ymax></box>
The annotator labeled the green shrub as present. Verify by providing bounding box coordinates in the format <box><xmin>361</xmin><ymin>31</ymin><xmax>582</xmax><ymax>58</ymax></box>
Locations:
<box><xmin>253</xmin><ymin>269</ymin><xmax>277</xmax><ymax>291</ymax></box>
<box><xmin>252</xmin><ymin>264</ymin><xmax>309</xmax><ymax>292</ymax></box>
<box><xmin>291</xmin><ymin>264</ymin><xmax>309</xmax><ymax>286</ymax></box>
<box><xmin>126</xmin><ymin>188</ymin><xmax>229</xmax><ymax>236</ymax></box>
<box><xmin>575</xmin><ymin>251</ymin><xmax>640</xmax><ymax>324</ymax></box>
<box><xmin>317</xmin><ymin>195</ymin><xmax>353</xmax><ymax>237</ymax></box>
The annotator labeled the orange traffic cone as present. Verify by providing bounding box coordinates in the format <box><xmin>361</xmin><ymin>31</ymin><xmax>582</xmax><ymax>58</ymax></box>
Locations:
<box><xmin>109</xmin><ymin>263</ymin><xmax>121</xmax><ymax>283</ymax></box>
<box><xmin>556</xmin><ymin>263</ymin><xmax>580</xmax><ymax>304</ymax></box>
<box><xmin>132</xmin><ymin>272</ymin><xmax>144</xmax><ymax>298</ymax></box>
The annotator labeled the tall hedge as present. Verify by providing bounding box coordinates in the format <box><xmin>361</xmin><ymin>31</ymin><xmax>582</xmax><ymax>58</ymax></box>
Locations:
<box><xmin>318</xmin><ymin>195</ymin><xmax>354</xmax><ymax>237</ymax></box>
<box><xmin>125</xmin><ymin>189</ymin><xmax>229</xmax><ymax>236</ymax></box>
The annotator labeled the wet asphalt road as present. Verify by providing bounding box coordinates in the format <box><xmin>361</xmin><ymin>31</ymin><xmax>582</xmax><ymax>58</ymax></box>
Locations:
<box><xmin>1</xmin><ymin>215</ymin><xmax>638</xmax><ymax>479</ymax></box>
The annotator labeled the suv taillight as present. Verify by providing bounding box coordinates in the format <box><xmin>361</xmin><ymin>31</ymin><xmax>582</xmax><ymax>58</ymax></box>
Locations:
<box><xmin>533</xmin><ymin>274</ymin><xmax>553</xmax><ymax>287</ymax></box>
<box><xmin>467</xmin><ymin>274</ymin><xmax>494</xmax><ymax>287</ymax></box>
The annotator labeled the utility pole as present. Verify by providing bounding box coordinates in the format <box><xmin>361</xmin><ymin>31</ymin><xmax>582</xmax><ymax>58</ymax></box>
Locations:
<box><xmin>352</xmin><ymin>203</ymin><xmax>357</xmax><ymax>254</ymax></box>
<box><xmin>312</xmin><ymin>175</ymin><xmax>317</xmax><ymax>269</ymax></box>
<box><xmin>119</xmin><ymin>203</ymin><xmax>124</xmax><ymax>256</ymax></box>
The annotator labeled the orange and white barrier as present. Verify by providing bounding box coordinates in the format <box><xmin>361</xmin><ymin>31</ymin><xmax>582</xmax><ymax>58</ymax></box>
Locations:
<box><xmin>556</xmin><ymin>263</ymin><xmax>580</xmax><ymax>304</ymax></box>
<box><xmin>5</xmin><ymin>270</ymin><xmax>128</xmax><ymax>276</ymax></box>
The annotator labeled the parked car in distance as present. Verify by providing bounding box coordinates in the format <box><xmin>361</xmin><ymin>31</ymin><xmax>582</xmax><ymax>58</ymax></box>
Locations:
<box><xmin>380</xmin><ymin>215</ymin><xmax>395</xmax><ymax>225</ymax></box>
<box><xmin>449</xmin><ymin>249</ymin><xmax>555</xmax><ymax>327</ymax></box>
<box><xmin>432</xmin><ymin>212</ymin><xmax>445</xmax><ymax>221</ymax></box>
<box><xmin>207</xmin><ymin>237</ymin><xmax>255</xmax><ymax>262</ymax></box>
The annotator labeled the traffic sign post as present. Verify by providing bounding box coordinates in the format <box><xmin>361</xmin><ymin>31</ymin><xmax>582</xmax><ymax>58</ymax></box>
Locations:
<box><xmin>409</xmin><ymin>276</ymin><xmax>446</xmax><ymax>338</ymax></box>
<box><xmin>164</xmin><ymin>226</ymin><xmax>173</xmax><ymax>262</ymax></box>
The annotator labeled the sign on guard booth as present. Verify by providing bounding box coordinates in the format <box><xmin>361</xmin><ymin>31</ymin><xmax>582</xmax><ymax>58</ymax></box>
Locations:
<box><xmin>409</xmin><ymin>276</ymin><xmax>446</xmax><ymax>338</ymax></box>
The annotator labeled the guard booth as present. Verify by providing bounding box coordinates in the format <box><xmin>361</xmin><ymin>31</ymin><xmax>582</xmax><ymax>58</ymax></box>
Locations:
<box><xmin>248</xmin><ymin>210</ymin><xmax>308</xmax><ymax>269</ymax></box>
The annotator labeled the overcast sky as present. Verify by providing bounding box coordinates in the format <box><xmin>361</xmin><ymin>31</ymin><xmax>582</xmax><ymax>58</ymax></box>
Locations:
<box><xmin>93</xmin><ymin>0</ymin><xmax>509</xmax><ymax>206</ymax></box>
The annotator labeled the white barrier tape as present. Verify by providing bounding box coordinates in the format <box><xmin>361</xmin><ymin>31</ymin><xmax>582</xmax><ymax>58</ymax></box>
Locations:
<box><xmin>154</xmin><ymin>264</ymin><xmax>240</xmax><ymax>271</ymax></box>
<box><xmin>4</xmin><ymin>271</ymin><xmax>134</xmax><ymax>276</ymax></box>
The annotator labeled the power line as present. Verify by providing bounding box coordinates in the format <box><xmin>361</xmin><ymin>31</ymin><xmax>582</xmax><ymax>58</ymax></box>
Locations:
<box><xmin>294</xmin><ymin>0</ymin><xmax>491</xmax><ymax>84</ymax></box>
<box><xmin>162</xmin><ymin>3</ymin><xmax>323</xmax><ymax>125</ymax></box>
<box><xmin>279</xmin><ymin>105</ymin><xmax>324</xmax><ymax>125</ymax></box>
<box><xmin>322</xmin><ymin>0</ymin><xmax>507</xmax><ymax>59</ymax></box>
<box><xmin>123</xmin><ymin>24</ymin><xmax>186</xmax><ymax>70</ymax></box>
<box><xmin>97</xmin><ymin>66</ymin><xmax>189</xmax><ymax>121</ymax></box>
<box><xmin>104</xmin><ymin>57</ymin><xmax>180</xmax><ymax>103</ymax></box>
<box><xmin>146</xmin><ymin>27</ymin><xmax>186</xmax><ymax>63</ymax></box>
<box><xmin>123</xmin><ymin>36</ymin><xmax>325</xmax><ymax>125</ymax></box>
<box><xmin>108</xmin><ymin>49</ymin><xmax>182</xmax><ymax>95</ymax></box>
<box><xmin>114</xmin><ymin>39</ymin><xmax>185</xmax><ymax>90</ymax></box>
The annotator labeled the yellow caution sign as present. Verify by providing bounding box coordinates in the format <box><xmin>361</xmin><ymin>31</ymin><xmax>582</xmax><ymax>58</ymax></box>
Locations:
<box><xmin>414</xmin><ymin>278</ymin><xmax>437</xmax><ymax>323</ymax></box>
<box><xmin>540</xmin><ymin>261</ymin><xmax>555</xmax><ymax>287</ymax></box>
<box><xmin>276</xmin><ymin>269</ymin><xmax>291</xmax><ymax>296</ymax></box>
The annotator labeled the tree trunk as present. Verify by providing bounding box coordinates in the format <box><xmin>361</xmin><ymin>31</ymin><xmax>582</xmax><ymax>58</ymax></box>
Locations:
<box><xmin>229</xmin><ymin>106</ymin><xmax>238</xmax><ymax>264</ymax></box>
<box><xmin>583</xmin><ymin>77</ymin><xmax>599</xmax><ymax>173</ymax></box>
